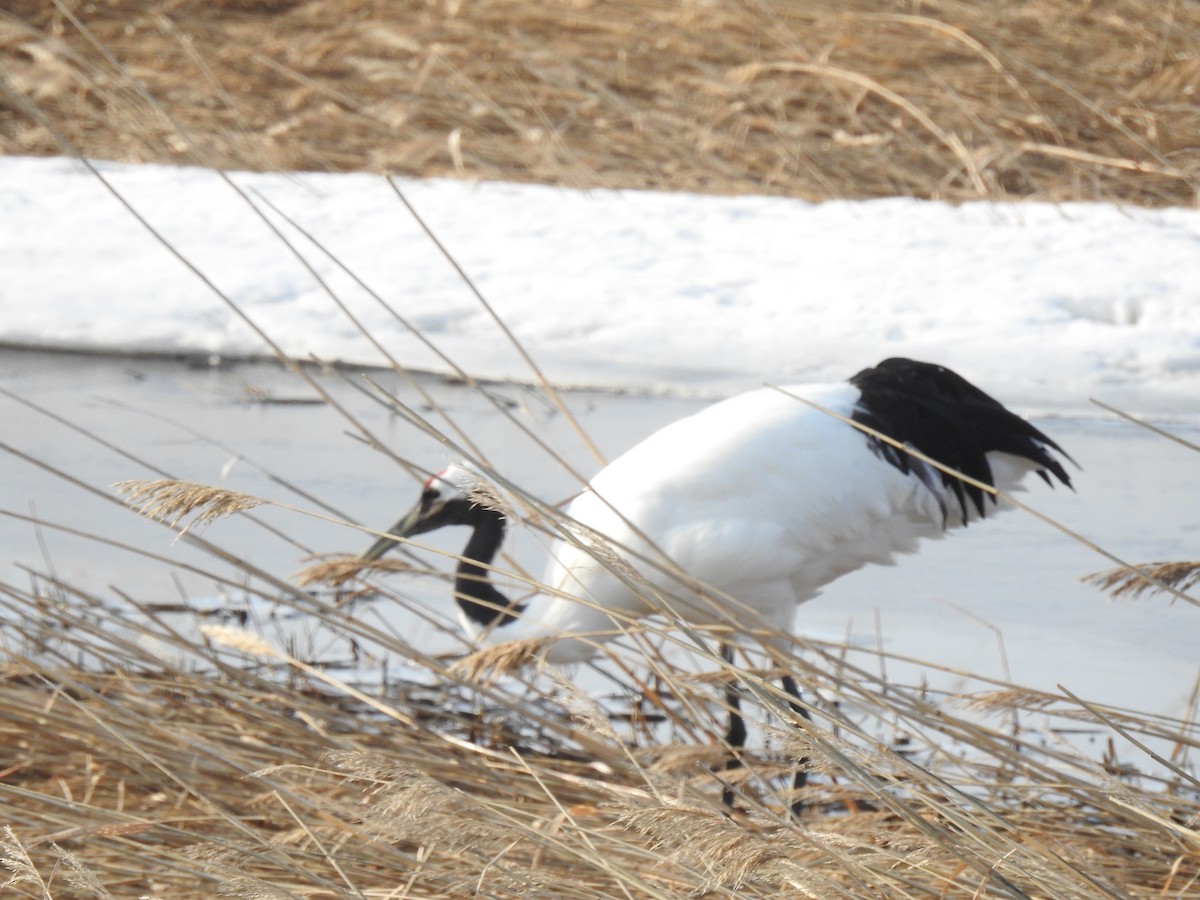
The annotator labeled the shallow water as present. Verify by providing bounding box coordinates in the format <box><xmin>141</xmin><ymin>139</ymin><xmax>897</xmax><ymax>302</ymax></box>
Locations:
<box><xmin>1</xmin><ymin>349</ymin><xmax>1196</xmax><ymax>721</ymax></box>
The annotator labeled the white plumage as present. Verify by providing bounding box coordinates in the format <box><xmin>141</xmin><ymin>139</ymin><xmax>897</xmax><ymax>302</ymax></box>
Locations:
<box><xmin>362</xmin><ymin>358</ymin><xmax>1072</xmax><ymax>663</ymax></box>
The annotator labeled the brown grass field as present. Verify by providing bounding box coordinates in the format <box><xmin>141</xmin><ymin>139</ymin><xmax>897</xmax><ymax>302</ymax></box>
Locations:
<box><xmin>3</xmin><ymin>0</ymin><xmax>1199</xmax><ymax>204</ymax></box>
<box><xmin>2</xmin><ymin>1</ymin><xmax>1200</xmax><ymax>897</ymax></box>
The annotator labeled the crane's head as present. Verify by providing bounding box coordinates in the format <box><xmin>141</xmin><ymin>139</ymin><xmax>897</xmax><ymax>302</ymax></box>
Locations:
<box><xmin>361</xmin><ymin>463</ymin><xmax>484</xmax><ymax>562</ymax></box>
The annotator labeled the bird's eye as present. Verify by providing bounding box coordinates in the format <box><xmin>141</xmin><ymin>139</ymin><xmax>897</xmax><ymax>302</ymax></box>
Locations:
<box><xmin>419</xmin><ymin>487</ymin><xmax>441</xmax><ymax>511</ymax></box>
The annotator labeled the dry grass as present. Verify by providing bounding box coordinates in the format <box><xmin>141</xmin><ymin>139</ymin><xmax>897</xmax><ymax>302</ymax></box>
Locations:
<box><xmin>2</xmin><ymin>0</ymin><xmax>1199</xmax><ymax>205</ymax></box>
<box><xmin>1</xmin><ymin>583</ymin><xmax>1199</xmax><ymax>897</ymax></box>
<box><xmin>0</xmin><ymin>457</ymin><xmax>1198</xmax><ymax>897</ymax></box>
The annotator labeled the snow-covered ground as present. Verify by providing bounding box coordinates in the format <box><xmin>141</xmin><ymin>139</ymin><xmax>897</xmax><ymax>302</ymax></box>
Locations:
<box><xmin>4</xmin><ymin>155</ymin><xmax>1199</xmax><ymax>417</ymax></box>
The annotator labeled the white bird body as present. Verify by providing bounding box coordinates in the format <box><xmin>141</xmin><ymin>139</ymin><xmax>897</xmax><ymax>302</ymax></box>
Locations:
<box><xmin>468</xmin><ymin>383</ymin><xmax>1043</xmax><ymax>661</ymax></box>
<box><xmin>364</xmin><ymin>360</ymin><xmax>1072</xmax><ymax>665</ymax></box>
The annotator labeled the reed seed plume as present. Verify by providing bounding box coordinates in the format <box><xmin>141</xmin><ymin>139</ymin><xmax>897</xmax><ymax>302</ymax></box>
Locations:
<box><xmin>546</xmin><ymin>668</ymin><xmax>623</xmax><ymax>747</ymax></box>
<box><xmin>326</xmin><ymin>752</ymin><xmax>499</xmax><ymax>844</ymax></box>
<box><xmin>51</xmin><ymin>843</ymin><xmax>117</xmax><ymax>900</ymax></box>
<box><xmin>311</xmin><ymin>752</ymin><xmax>571</xmax><ymax>897</ymax></box>
<box><xmin>199</xmin><ymin>623</ymin><xmax>280</xmax><ymax>659</ymax></box>
<box><xmin>447</xmin><ymin>637</ymin><xmax>553</xmax><ymax>684</ymax></box>
<box><xmin>0</xmin><ymin>827</ymin><xmax>46</xmax><ymax>895</ymax></box>
<box><xmin>116</xmin><ymin>479</ymin><xmax>263</xmax><ymax>533</ymax></box>
<box><xmin>617</xmin><ymin>804</ymin><xmax>819</xmax><ymax>895</ymax></box>
<box><xmin>564</xmin><ymin>521</ymin><xmax>650</xmax><ymax>589</ymax></box>
<box><xmin>642</xmin><ymin>744</ymin><xmax>732</xmax><ymax>777</ymax></box>
<box><xmin>293</xmin><ymin>554</ymin><xmax>411</xmax><ymax>587</ymax></box>
<box><xmin>1086</xmin><ymin>560</ymin><xmax>1200</xmax><ymax>601</ymax></box>
<box><xmin>465</xmin><ymin>479</ymin><xmax>515</xmax><ymax>520</ymax></box>
<box><xmin>956</xmin><ymin>687</ymin><xmax>1067</xmax><ymax>714</ymax></box>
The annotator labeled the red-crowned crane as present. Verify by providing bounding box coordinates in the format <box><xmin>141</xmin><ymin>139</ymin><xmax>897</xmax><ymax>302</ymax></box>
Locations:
<box><xmin>361</xmin><ymin>357</ymin><xmax>1073</xmax><ymax>813</ymax></box>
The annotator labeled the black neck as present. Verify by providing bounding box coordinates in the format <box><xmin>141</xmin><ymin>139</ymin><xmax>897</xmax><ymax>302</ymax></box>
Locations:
<box><xmin>454</xmin><ymin>506</ymin><xmax>524</xmax><ymax>627</ymax></box>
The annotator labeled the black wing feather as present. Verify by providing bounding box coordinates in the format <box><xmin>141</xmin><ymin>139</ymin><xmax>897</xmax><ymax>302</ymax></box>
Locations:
<box><xmin>850</xmin><ymin>358</ymin><xmax>1072</xmax><ymax>524</ymax></box>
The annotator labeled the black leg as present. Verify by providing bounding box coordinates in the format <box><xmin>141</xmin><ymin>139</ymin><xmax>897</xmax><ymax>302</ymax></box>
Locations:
<box><xmin>720</xmin><ymin>642</ymin><xmax>746</xmax><ymax>808</ymax></box>
<box><xmin>781</xmin><ymin>673</ymin><xmax>811</xmax><ymax>816</ymax></box>
<box><xmin>720</xmin><ymin>647</ymin><xmax>812</xmax><ymax>816</ymax></box>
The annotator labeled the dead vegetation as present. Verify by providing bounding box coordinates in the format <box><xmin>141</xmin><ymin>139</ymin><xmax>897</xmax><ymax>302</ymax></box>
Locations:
<box><xmin>0</xmin><ymin>457</ymin><xmax>1197</xmax><ymax>897</ymax></box>
<box><xmin>2</xmin><ymin>583</ymin><xmax>1199</xmax><ymax>898</ymax></box>
<box><xmin>2</xmin><ymin>0</ymin><xmax>1199</xmax><ymax>205</ymax></box>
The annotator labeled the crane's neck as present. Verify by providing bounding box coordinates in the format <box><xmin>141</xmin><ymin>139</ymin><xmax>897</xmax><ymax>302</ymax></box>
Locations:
<box><xmin>455</xmin><ymin>506</ymin><xmax>524</xmax><ymax>627</ymax></box>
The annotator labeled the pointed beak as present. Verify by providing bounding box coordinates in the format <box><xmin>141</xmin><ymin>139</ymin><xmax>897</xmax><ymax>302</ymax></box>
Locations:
<box><xmin>360</xmin><ymin>499</ymin><xmax>438</xmax><ymax>562</ymax></box>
